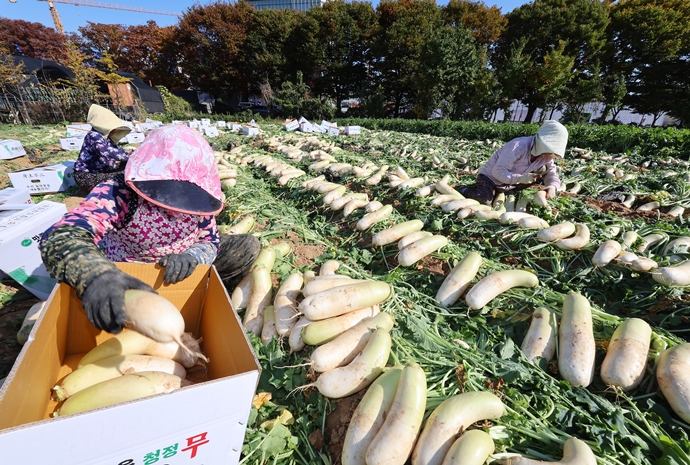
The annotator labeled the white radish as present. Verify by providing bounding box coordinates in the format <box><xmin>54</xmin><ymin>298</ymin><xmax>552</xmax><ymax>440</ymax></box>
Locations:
<box><xmin>656</xmin><ymin>343</ymin><xmax>690</xmax><ymax>423</ymax></box>
<box><xmin>243</xmin><ymin>266</ymin><xmax>273</xmax><ymax>336</ymax></box>
<box><xmin>372</xmin><ymin>220</ymin><xmax>424</xmax><ymax>247</ymax></box>
<box><xmin>302</xmin><ymin>276</ymin><xmax>364</xmax><ymax>297</ymax></box>
<box><xmin>440</xmin><ymin>430</ymin><xmax>495</xmax><ymax>465</ymax></box>
<box><xmin>78</xmin><ymin>330</ymin><xmax>205</xmax><ymax>369</ymax></box>
<box><xmin>356</xmin><ymin>204</ymin><xmax>394</xmax><ymax>231</ymax></box>
<box><xmin>344</xmin><ymin>199</ymin><xmax>370</xmax><ymax>217</ymax></box>
<box><xmin>398</xmin><ymin>231</ymin><xmax>433</xmax><ymax>250</ymax></box>
<box><xmin>365</xmin><ymin>201</ymin><xmax>384</xmax><ymax>213</ymax></box>
<box><xmin>652</xmin><ymin>260</ymin><xmax>690</xmax><ymax>286</ymax></box>
<box><xmin>465</xmin><ymin>270</ymin><xmax>539</xmax><ymax>310</ymax></box>
<box><xmin>554</xmin><ymin>223</ymin><xmax>590</xmax><ymax>250</ymax></box>
<box><xmin>435</xmin><ymin>180</ymin><xmax>463</xmax><ymax>197</ymax></box>
<box><xmin>520</xmin><ymin>307</ymin><xmax>557</xmax><ymax>362</ymax></box>
<box><xmin>123</xmin><ymin>290</ymin><xmax>193</xmax><ymax>357</ymax></box>
<box><xmin>261</xmin><ymin>306</ymin><xmax>277</xmax><ymax>345</ymax></box>
<box><xmin>498</xmin><ymin>212</ymin><xmax>535</xmax><ymax>225</ymax></box>
<box><xmin>592</xmin><ymin>240</ymin><xmax>622</xmax><ymax>267</ymax></box>
<box><xmin>398</xmin><ymin>235</ymin><xmax>449</xmax><ymax>267</ymax></box>
<box><xmin>517</xmin><ymin>216</ymin><xmax>549</xmax><ymax>229</ymax></box>
<box><xmin>637</xmin><ymin>233</ymin><xmax>665</xmax><ymax>254</ymax></box>
<box><xmin>288</xmin><ymin>316</ymin><xmax>312</xmax><ymax>353</ymax></box>
<box><xmin>435</xmin><ymin>252</ymin><xmax>482</xmax><ymax>307</ymax></box>
<box><xmin>600</xmin><ymin>318</ymin><xmax>651</xmax><ymax>391</ymax></box>
<box><xmin>498</xmin><ymin>437</ymin><xmax>596</xmax><ymax>465</ymax></box>
<box><xmin>53</xmin><ymin>354</ymin><xmax>186</xmax><ymax>401</ymax></box>
<box><xmin>342</xmin><ymin>366</ymin><xmax>404</xmax><ymax>465</ymax></box>
<box><xmin>302</xmin><ymin>305</ymin><xmax>379</xmax><ymax>346</ymax></box>
<box><xmin>306</xmin><ymin>328</ymin><xmax>391</xmax><ymax>398</ymax></box>
<box><xmin>299</xmin><ymin>281</ymin><xmax>391</xmax><ymax>321</ymax></box>
<box><xmin>319</xmin><ymin>260</ymin><xmax>341</xmax><ymax>276</ymax></box>
<box><xmin>629</xmin><ymin>257</ymin><xmax>658</xmax><ymax>272</ymax></box>
<box><xmin>366</xmin><ymin>364</ymin><xmax>427</xmax><ymax>465</ymax></box>
<box><xmin>558</xmin><ymin>293</ymin><xmax>595</xmax><ymax>387</ymax></box>
<box><xmin>274</xmin><ymin>272</ymin><xmax>303</xmax><ymax>337</ymax></box>
<box><xmin>431</xmin><ymin>194</ymin><xmax>463</xmax><ymax>207</ymax></box>
<box><xmin>411</xmin><ymin>391</ymin><xmax>504</xmax><ymax>465</ymax></box>
<box><xmin>536</xmin><ymin>222</ymin><xmax>576</xmax><ymax>242</ymax></box>
<box><xmin>323</xmin><ymin>185</ymin><xmax>347</xmax><ymax>205</ymax></box>
<box><xmin>310</xmin><ymin>312</ymin><xmax>394</xmax><ymax>372</ymax></box>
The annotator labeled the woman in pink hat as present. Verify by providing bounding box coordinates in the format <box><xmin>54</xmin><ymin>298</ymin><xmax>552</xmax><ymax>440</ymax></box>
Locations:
<box><xmin>40</xmin><ymin>125</ymin><xmax>260</xmax><ymax>333</ymax></box>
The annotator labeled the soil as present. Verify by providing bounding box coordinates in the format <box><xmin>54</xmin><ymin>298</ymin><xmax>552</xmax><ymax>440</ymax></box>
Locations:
<box><xmin>323</xmin><ymin>390</ymin><xmax>367</xmax><ymax>465</ymax></box>
<box><xmin>563</xmin><ymin>193</ymin><xmax>676</xmax><ymax>223</ymax></box>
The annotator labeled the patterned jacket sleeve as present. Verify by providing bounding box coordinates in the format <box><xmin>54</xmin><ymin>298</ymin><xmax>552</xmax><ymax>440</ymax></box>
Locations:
<box><xmin>39</xmin><ymin>178</ymin><xmax>131</xmax><ymax>296</ymax></box>
<box><xmin>183</xmin><ymin>215</ymin><xmax>220</xmax><ymax>265</ymax></box>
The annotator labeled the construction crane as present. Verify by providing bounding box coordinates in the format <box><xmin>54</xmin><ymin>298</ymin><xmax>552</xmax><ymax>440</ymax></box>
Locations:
<box><xmin>7</xmin><ymin>0</ymin><xmax>181</xmax><ymax>34</ymax></box>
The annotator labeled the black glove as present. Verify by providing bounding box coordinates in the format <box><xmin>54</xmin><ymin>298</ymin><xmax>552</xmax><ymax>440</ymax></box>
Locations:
<box><xmin>81</xmin><ymin>270</ymin><xmax>155</xmax><ymax>333</ymax></box>
<box><xmin>159</xmin><ymin>253</ymin><xmax>198</xmax><ymax>284</ymax></box>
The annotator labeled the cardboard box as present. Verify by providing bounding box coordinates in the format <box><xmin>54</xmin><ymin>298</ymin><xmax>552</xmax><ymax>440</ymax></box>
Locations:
<box><xmin>135</xmin><ymin>122</ymin><xmax>157</xmax><ymax>132</ymax></box>
<box><xmin>65</xmin><ymin>125</ymin><xmax>91</xmax><ymax>138</ymax></box>
<box><xmin>69</xmin><ymin>123</ymin><xmax>92</xmax><ymax>130</ymax></box>
<box><xmin>230</xmin><ymin>123</ymin><xmax>241</xmax><ymax>131</ymax></box>
<box><xmin>172</xmin><ymin>120</ymin><xmax>187</xmax><ymax>125</ymax></box>
<box><xmin>187</xmin><ymin>120</ymin><xmax>201</xmax><ymax>129</ymax></box>
<box><xmin>300</xmin><ymin>122</ymin><xmax>313</xmax><ymax>133</ymax></box>
<box><xmin>312</xmin><ymin>124</ymin><xmax>327</xmax><ymax>134</ymax></box>
<box><xmin>241</xmin><ymin>126</ymin><xmax>259</xmax><ymax>136</ymax></box>
<box><xmin>0</xmin><ymin>187</ymin><xmax>31</xmax><ymax>208</ymax></box>
<box><xmin>321</xmin><ymin>120</ymin><xmax>336</xmax><ymax>128</ymax></box>
<box><xmin>125</xmin><ymin>132</ymin><xmax>146</xmax><ymax>144</ymax></box>
<box><xmin>200</xmin><ymin>118</ymin><xmax>211</xmax><ymax>127</ymax></box>
<box><xmin>216</xmin><ymin>120</ymin><xmax>227</xmax><ymax>128</ymax></box>
<box><xmin>0</xmin><ymin>188</ymin><xmax>32</xmax><ymax>223</ymax></box>
<box><xmin>0</xmin><ymin>139</ymin><xmax>27</xmax><ymax>160</ymax></box>
<box><xmin>327</xmin><ymin>126</ymin><xmax>340</xmax><ymax>136</ymax></box>
<box><xmin>59</xmin><ymin>137</ymin><xmax>84</xmax><ymax>151</ymax></box>
<box><xmin>203</xmin><ymin>126</ymin><xmax>219</xmax><ymax>138</ymax></box>
<box><xmin>0</xmin><ymin>200</ymin><xmax>67</xmax><ymax>299</ymax></box>
<box><xmin>282</xmin><ymin>119</ymin><xmax>299</xmax><ymax>131</ymax></box>
<box><xmin>344</xmin><ymin>126</ymin><xmax>361</xmax><ymax>136</ymax></box>
<box><xmin>8</xmin><ymin>161</ymin><xmax>76</xmax><ymax>195</ymax></box>
<box><xmin>0</xmin><ymin>263</ymin><xmax>261</xmax><ymax>464</ymax></box>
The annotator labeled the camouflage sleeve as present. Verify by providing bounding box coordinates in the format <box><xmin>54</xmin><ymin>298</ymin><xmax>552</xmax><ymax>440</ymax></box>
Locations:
<box><xmin>40</xmin><ymin>225</ymin><xmax>119</xmax><ymax>297</ymax></box>
<box><xmin>184</xmin><ymin>215</ymin><xmax>220</xmax><ymax>265</ymax></box>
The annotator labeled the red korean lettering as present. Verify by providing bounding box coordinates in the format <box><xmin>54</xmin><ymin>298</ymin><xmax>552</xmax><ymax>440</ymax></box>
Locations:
<box><xmin>181</xmin><ymin>432</ymin><xmax>210</xmax><ymax>459</ymax></box>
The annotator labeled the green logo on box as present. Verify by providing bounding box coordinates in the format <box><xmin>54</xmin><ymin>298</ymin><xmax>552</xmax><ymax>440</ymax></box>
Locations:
<box><xmin>21</xmin><ymin>238</ymin><xmax>32</xmax><ymax>247</ymax></box>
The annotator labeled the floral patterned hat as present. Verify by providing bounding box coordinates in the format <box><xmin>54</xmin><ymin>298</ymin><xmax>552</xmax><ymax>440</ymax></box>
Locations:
<box><xmin>124</xmin><ymin>125</ymin><xmax>223</xmax><ymax>215</ymax></box>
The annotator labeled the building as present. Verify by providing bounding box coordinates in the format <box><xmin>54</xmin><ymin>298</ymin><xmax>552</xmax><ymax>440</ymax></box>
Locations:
<box><xmin>247</xmin><ymin>0</ymin><xmax>328</xmax><ymax>12</ymax></box>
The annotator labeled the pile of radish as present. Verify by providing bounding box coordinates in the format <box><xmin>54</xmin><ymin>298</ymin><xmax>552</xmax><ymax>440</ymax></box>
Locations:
<box><xmin>52</xmin><ymin>291</ymin><xmax>207</xmax><ymax>416</ymax></box>
<box><xmin>208</xmin><ymin>125</ymin><xmax>690</xmax><ymax>464</ymax></box>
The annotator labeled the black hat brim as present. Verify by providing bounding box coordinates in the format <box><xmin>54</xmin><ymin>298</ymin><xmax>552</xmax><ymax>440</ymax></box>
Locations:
<box><xmin>128</xmin><ymin>179</ymin><xmax>223</xmax><ymax>215</ymax></box>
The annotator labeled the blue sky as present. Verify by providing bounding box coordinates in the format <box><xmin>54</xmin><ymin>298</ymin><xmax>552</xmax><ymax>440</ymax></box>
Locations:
<box><xmin>2</xmin><ymin>0</ymin><xmax>528</xmax><ymax>34</ymax></box>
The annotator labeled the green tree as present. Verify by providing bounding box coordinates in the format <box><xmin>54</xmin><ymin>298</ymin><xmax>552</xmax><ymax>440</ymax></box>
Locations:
<box><xmin>608</xmin><ymin>0</ymin><xmax>690</xmax><ymax>124</ymax></box>
<box><xmin>493</xmin><ymin>0</ymin><xmax>609</xmax><ymax>123</ymax></box>
<box><xmin>273</xmin><ymin>71</ymin><xmax>334</xmax><ymax>120</ymax></box>
<box><xmin>370</xmin><ymin>0</ymin><xmax>443</xmax><ymax>117</ymax></box>
<box><xmin>415</xmin><ymin>25</ymin><xmax>482</xmax><ymax>119</ymax></box>
<box><xmin>301</xmin><ymin>0</ymin><xmax>376</xmax><ymax>110</ymax></box>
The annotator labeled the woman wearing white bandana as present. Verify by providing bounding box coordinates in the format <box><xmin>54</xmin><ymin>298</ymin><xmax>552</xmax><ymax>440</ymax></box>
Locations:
<box><xmin>459</xmin><ymin>120</ymin><xmax>568</xmax><ymax>205</ymax></box>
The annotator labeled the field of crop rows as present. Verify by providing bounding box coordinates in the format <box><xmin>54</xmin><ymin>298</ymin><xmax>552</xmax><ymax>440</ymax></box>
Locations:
<box><xmin>3</xmin><ymin>122</ymin><xmax>690</xmax><ymax>464</ymax></box>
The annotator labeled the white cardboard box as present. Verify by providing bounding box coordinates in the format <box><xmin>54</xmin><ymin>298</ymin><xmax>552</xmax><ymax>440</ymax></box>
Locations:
<box><xmin>0</xmin><ymin>263</ymin><xmax>261</xmax><ymax>464</ymax></box>
<box><xmin>69</xmin><ymin>123</ymin><xmax>92</xmax><ymax>130</ymax></box>
<box><xmin>0</xmin><ymin>200</ymin><xmax>66</xmax><ymax>299</ymax></box>
<box><xmin>230</xmin><ymin>123</ymin><xmax>241</xmax><ymax>131</ymax></box>
<box><xmin>65</xmin><ymin>125</ymin><xmax>90</xmax><ymax>138</ymax></box>
<box><xmin>0</xmin><ymin>140</ymin><xmax>27</xmax><ymax>160</ymax></box>
<box><xmin>135</xmin><ymin>122</ymin><xmax>157</xmax><ymax>132</ymax></box>
<box><xmin>241</xmin><ymin>126</ymin><xmax>259</xmax><ymax>136</ymax></box>
<box><xmin>283</xmin><ymin>119</ymin><xmax>299</xmax><ymax>131</ymax></box>
<box><xmin>321</xmin><ymin>120</ymin><xmax>336</xmax><ymax>128</ymax></box>
<box><xmin>300</xmin><ymin>122</ymin><xmax>313</xmax><ymax>133</ymax></box>
<box><xmin>200</xmin><ymin>118</ymin><xmax>212</xmax><ymax>127</ymax></box>
<box><xmin>216</xmin><ymin>121</ymin><xmax>227</xmax><ymax>128</ymax></box>
<box><xmin>59</xmin><ymin>137</ymin><xmax>84</xmax><ymax>151</ymax></box>
<box><xmin>327</xmin><ymin>126</ymin><xmax>340</xmax><ymax>136</ymax></box>
<box><xmin>203</xmin><ymin>126</ymin><xmax>219</xmax><ymax>138</ymax></box>
<box><xmin>344</xmin><ymin>126</ymin><xmax>361</xmax><ymax>136</ymax></box>
<box><xmin>0</xmin><ymin>188</ymin><xmax>32</xmax><ymax>223</ymax></box>
<box><xmin>187</xmin><ymin>120</ymin><xmax>201</xmax><ymax>129</ymax></box>
<box><xmin>8</xmin><ymin>161</ymin><xmax>76</xmax><ymax>195</ymax></box>
<box><xmin>125</xmin><ymin>132</ymin><xmax>145</xmax><ymax>144</ymax></box>
<box><xmin>312</xmin><ymin>124</ymin><xmax>327</xmax><ymax>134</ymax></box>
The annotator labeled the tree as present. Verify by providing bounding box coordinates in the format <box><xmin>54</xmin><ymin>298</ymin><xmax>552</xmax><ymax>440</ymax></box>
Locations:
<box><xmin>0</xmin><ymin>41</ymin><xmax>29</xmax><ymax>123</ymax></box>
<box><xmin>442</xmin><ymin>0</ymin><xmax>507</xmax><ymax>47</ymax></box>
<box><xmin>493</xmin><ymin>0</ymin><xmax>609</xmax><ymax>122</ymax></box>
<box><xmin>242</xmin><ymin>8</ymin><xmax>299</xmax><ymax>93</ymax></box>
<box><xmin>174</xmin><ymin>0</ymin><xmax>254</xmax><ymax>97</ymax></box>
<box><xmin>301</xmin><ymin>0</ymin><xmax>376</xmax><ymax>110</ymax></box>
<box><xmin>0</xmin><ymin>17</ymin><xmax>75</xmax><ymax>63</ymax></box>
<box><xmin>415</xmin><ymin>25</ymin><xmax>482</xmax><ymax>119</ymax></box>
<box><xmin>608</xmin><ymin>0</ymin><xmax>690</xmax><ymax>122</ymax></box>
<box><xmin>273</xmin><ymin>71</ymin><xmax>334</xmax><ymax>120</ymax></box>
<box><xmin>370</xmin><ymin>0</ymin><xmax>443</xmax><ymax>117</ymax></box>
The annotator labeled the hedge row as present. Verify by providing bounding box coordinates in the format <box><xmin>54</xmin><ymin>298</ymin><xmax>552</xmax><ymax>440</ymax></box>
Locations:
<box><xmin>337</xmin><ymin>118</ymin><xmax>690</xmax><ymax>159</ymax></box>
